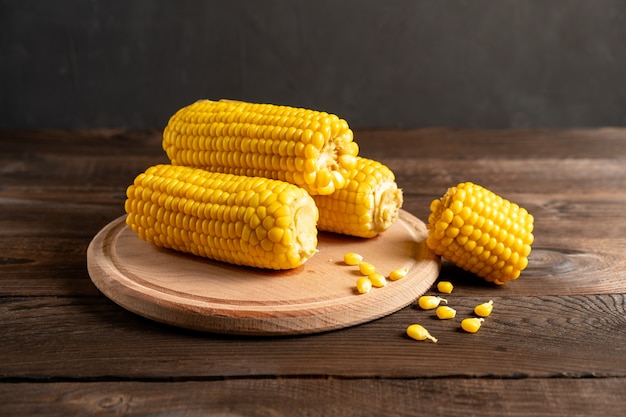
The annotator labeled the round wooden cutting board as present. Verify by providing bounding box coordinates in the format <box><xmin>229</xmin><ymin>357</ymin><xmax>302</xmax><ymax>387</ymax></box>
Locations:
<box><xmin>87</xmin><ymin>210</ymin><xmax>440</xmax><ymax>336</ymax></box>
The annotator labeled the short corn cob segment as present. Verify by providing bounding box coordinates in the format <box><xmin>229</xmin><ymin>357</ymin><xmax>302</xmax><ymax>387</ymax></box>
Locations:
<box><xmin>312</xmin><ymin>157</ymin><xmax>403</xmax><ymax>238</ymax></box>
<box><xmin>426</xmin><ymin>182</ymin><xmax>534</xmax><ymax>284</ymax></box>
<box><xmin>162</xmin><ymin>99</ymin><xmax>359</xmax><ymax>196</ymax></box>
<box><xmin>124</xmin><ymin>164</ymin><xmax>319</xmax><ymax>270</ymax></box>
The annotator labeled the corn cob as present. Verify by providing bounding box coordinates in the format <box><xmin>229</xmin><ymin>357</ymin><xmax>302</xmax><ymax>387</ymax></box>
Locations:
<box><xmin>426</xmin><ymin>182</ymin><xmax>534</xmax><ymax>284</ymax></box>
<box><xmin>124</xmin><ymin>164</ymin><xmax>319</xmax><ymax>270</ymax></box>
<box><xmin>162</xmin><ymin>99</ymin><xmax>359</xmax><ymax>196</ymax></box>
<box><xmin>312</xmin><ymin>157</ymin><xmax>403</xmax><ymax>238</ymax></box>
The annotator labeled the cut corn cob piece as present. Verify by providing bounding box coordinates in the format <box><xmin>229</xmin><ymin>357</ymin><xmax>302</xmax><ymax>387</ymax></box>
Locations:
<box><xmin>162</xmin><ymin>99</ymin><xmax>359</xmax><ymax>196</ymax></box>
<box><xmin>426</xmin><ymin>182</ymin><xmax>534</xmax><ymax>284</ymax></box>
<box><xmin>124</xmin><ymin>164</ymin><xmax>319</xmax><ymax>270</ymax></box>
<box><xmin>312</xmin><ymin>157</ymin><xmax>403</xmax><ymax>238</ymax></box>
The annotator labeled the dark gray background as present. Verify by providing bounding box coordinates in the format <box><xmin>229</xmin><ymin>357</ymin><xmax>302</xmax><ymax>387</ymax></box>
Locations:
<box><xmin>2</xmin><ymin>0</ymin><xmax>625</xmax><ymax>129</ymax></box>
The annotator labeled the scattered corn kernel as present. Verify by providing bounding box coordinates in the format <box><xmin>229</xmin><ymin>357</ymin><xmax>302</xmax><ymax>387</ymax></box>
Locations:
<box><xmin>358</xmin><ymin>261</ymin><xmax>376</xmax><ymax>276</ymax></box>
<box><xmin>461</xmin><ymin>317</ymin><xmax>485</xmax><ymax>333</ymax></box>
<box><xmin>343</xmin><ymin>252</ymin><xmax>363</xmax><ymax>266</ymax></box>
<box><xmin>437</xmin><ymin>281</ymin><xmax>454</xmax><ymax>294</ymax></box>
<box><xmin>369</xmin><ymin>273</ymin><xmax>387</xmax><ymax>288</ymax></box>
<box><xmin>418</xmin><ymin>296</ymin><xmax>448</xmax><ymax>310</ymax></box>
<box><xmin>356</xmin><ymin>277</ymin><xmax>372</xmax><ymax>294</ymax></box>
<box><xmin>388</xmin><ymin>267</ymin><xmax>409</xmax><ymax>281</ymax></box>
<box><xmin>474</xmin><ymin>300</ymin><xmax>494</xmax><ymax>317</ymax></box>
<box><xmin>406</xmin><ymin>324</ymin><xmax>438</xmax><ymax>343</ymax></box>
<box><xmin>436</xmin><ymin>306</ymin><xmax>457</xmax><ymax>320</ymax></box>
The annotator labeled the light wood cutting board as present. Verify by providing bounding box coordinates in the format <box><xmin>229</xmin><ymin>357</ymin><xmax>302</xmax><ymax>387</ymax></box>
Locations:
<box><xmin>87</xmin><ymin>210</ymin><xmax>440</xmax><ymax>336</ymax></box>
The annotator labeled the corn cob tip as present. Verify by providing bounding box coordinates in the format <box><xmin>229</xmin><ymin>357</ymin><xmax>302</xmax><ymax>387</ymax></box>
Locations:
<box><xmin>426</xmin><ymin>182</ymin><xmax>534</xmax><ymax>284</ymax></box>
<box><xmin>292</xmin><ymin>204</ymin><xmax>318</xmax><ymax>257</ymax></box>
<box><xmin>374</xmin><ymin>183</ymin><xmax>403</xmax><ymax>233</ymax></box>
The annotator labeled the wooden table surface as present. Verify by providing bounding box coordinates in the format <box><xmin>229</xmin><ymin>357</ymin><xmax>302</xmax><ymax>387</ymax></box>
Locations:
<box><xmin>1</xmin><ymin>128</ymin><xmax>625</xmax><ymax>416</ymax></box>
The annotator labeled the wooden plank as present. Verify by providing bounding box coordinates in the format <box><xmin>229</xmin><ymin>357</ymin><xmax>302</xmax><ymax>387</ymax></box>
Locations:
<box><xmin>0</xmin><ymin>130</ymin><xmax>161</xmax><ymax>298</ymax></box>
<box><xmin>354</xmin><ymin>127</ymin><xmax>626</xmax><ymax>160</ymax></box>
<box><xmin>1</xmin><ymin>129</ymin><xmax>625</xmax><ymax>415</ymax></box>
<box><xmin>1</xmin><ymin>129</ymin><xmax>163</xmax><ymax>156</ymax></box>
<box><xmin>1</xmin><ymin>378</ymin><xmax>624</xmax><ymax>417</ymax></box>
<box><xmin>392</xmin><ymin>159</ymin><xmax>626</xmax><ymax>199</ymax></box>
<box><xmin>1</xmin><ymin>294</ymin><xmax>624</xmax><ymax>379</ymax></box>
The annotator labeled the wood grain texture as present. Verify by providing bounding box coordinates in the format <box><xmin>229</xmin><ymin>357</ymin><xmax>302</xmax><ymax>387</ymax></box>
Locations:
<box><xmin>1</xmin><ymin>128</ymin><xmax>625</xmax><ymax>416</ymax></box>
<box><xmin>1</xmin><ymin>294</ymin><xmax>624</xmax><ymax>379</ymax></box>
<box><xmin>1</xmin><ymin>378</ymin><xmax>625</xmax><ymax>417</ymax></box>
<box><xmin>86</xmin><ymin>212</ymin><xmax>439</xmax><ymax>335</ymax></box>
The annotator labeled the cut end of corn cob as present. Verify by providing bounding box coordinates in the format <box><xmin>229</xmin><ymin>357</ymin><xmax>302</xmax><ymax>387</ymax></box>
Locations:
<box><xmin>162</xmin><ymin>99</ymin><xmax>359</xmax><ymax>196</ymax></box>
<box><xmin>124</xmin><ymin>164</ymin><xmax>319</xmax><ymax>270</ymax></box>
<box><xmin>426</xmin><ymin>182</ymin><xmax>534</xmax><ymax>284</ymax></box>
<box><xmin>313</xmin><ymin>157</ymin><xmax>403</xmax><ymax>238</ymax></box>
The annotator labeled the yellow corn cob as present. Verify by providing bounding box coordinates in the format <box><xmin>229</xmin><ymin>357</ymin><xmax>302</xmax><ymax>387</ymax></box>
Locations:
<box><xmin>312</xmin><ymin>157</ymin><xmax>403</xmax><ymax>238</ymax></box>
<box><xmin>162</xmin><ymin>99</ymin><xmax>359</xmax><ymax>196</ymax></box>
<box><xmin>124</xmin><ymin>164</ymin><xmax>319</xmax><ymax>270</ymax></box>
<box><xmin>426</xmin><ymin>182</ymin><xmax>534</xmax><ymax>284</ymax></box>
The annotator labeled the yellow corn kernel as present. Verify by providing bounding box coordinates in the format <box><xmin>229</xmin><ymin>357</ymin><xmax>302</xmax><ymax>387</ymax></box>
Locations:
<box><xmin>124</xmin><ymin>164</ymin><xmax>319</xmax><ymax>270</ymax></box>
<box><xmin>343</xmin><ymin>252</ymin><xmax>363</xmax><ymax>266</ymax></box>
<box><xmin>461</xmin><ymin>317</ymin><xmax>485</xmax><ymax>333</ymax></box>
<box><xmin>358</xmin><ymin>261</ymin><xmax>376</xmax><ymax>276</ymax></box>
<box><xmin>312</xmin><ymin>157</ymin><xmax>403</xmax><ymax>237</ymax></box>
<box><xmin>388</xmin><ymin>267</ymin><xmax>409</xmax><ymax>281</ymax></box>
<box><xmin>368</xmin><ymin>273</ymin><xmax>387</xmax><ymax>288</ymax></box>
<box><xmin>436</xmin><ymin>306</ymin><xmax>457</xmax><ymax>320</ymax></box>
<box><xmin>436</xmin><ymin>281</ymin><xmax>454</xmax><ymax>294</ymax></box>
<box><xmin>474</xmin><ymin>300</ymin><xmax>494</xmax><ymax>317</ymax></box>
<box><xmin>356</xmin><ymin>277</ymin><xmax>372</xmax><ymax>294</ymax></box>
<box><xmin>406</xmin><ymin>324</ymin><xmax>438</xmax><ymax>343</ymax></box>
<box><xmin>426</xmin><ymin>182</ymin><xmax>534</xmax><ymax>284</ymax></box>
<box><xmin>162</xmin><ymin>99</ymin><xmax>358</xmax><ymax>196</ymax></box>
<box><xmin>418</xmin><ymin>296</ymin><xmax>447</xmax><ymax>310</ymax></box>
